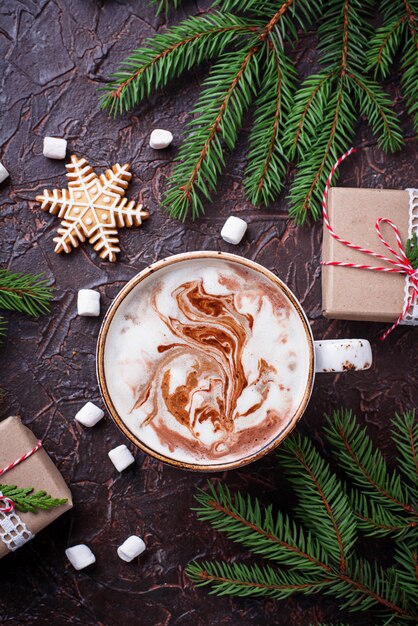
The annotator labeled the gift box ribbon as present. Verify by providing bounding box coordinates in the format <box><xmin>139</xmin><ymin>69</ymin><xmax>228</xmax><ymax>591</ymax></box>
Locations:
<box><xmin>0</xmin><ymin>439</ymin><xmax>42</xmax><ymax>551</ymax></box>
<box><xmin>321</xmin><ymin>148</ymin><xmax>418</xmax><ymax>340</ymax></box>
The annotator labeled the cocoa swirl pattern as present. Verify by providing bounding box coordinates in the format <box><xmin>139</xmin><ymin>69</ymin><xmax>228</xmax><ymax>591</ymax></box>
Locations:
<box><xmin>130</xmin><ymin>275</ymin><xmax>291</xmax><ymax>459</ymax></box>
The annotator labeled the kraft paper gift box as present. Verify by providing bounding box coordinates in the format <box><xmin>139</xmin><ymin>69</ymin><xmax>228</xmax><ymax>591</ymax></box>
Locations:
<box><xmin>322</xmin><ymin>187</ymin><xmax>417</xmax><ymax>323</ymax></box>
<box><xmin>0</xmin><ymin>416</ymin><xmax>73</xmax><ymax>558</ymax></box>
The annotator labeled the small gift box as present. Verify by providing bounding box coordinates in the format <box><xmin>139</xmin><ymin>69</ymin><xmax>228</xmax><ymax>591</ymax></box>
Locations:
<box><xmin>322</xmin><ymin>187</ymin><xmax>418</xmax><ymax>325</ymax></box>
<box><xmin>0</xmin><ymin>416</ymin><xmax>72</xmax><ymax>558</ymax></box>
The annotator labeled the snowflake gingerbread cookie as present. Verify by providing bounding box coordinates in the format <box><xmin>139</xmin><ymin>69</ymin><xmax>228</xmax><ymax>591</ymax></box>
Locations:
<box><xmin>36</xmin><ymin>155</ymin><xmax>149</xmax><ymax>262</ymax></box>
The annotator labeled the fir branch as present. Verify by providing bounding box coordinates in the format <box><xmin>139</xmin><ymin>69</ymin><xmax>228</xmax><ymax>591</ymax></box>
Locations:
<box><xmin>193</xmin><ymin>482</ymin><xmax>329</xmax><ymax>571</ymax></box>
<box><xmin>244</xmin><ymin>38</ymin><xmax>295</xmax><ymax>206</ymax></box>
<box><xmin>350</xmin><ymin>489</ymin><xmax>417</xmax><ymax>539</ymax></box>
<box><xmin>325</xmin><ymin>409</ymin><xmax>418</xmax><ymax>516</ymax></box>
<box><xmin>330</xmin><ymin>558</ymin><xmax>408</xmax><ymax>617</ymax></box>
<box><xmin>162</xmin><ymin>44</ymin><xmax>261</xmax><ymax>220</ymax></box>
<box><xmin>187</xmin><ymin>560</ymin><xmax>333</xmax><ymax>599</ymax></box>
<box><xmin>392</xmin><ymin>410</ymin><xmax>418</xmax><ymax>485</ymax></box>
<box><xmin>100</xmin><ymin>13</ymin><xmax>261</xmax><ymax>116</ymax></box>
<box><xmin>188</xmin><ymin>410</ymin><xmax>418</xmax><ymax>622</ymax></box>
<box><xmin>349</xmin><ymin>72</ymin><xmax>404</xmax><ymax>152</ymax></box>
<box><xmin>0</xmin><ymin>484</ymin><xmax>67</xmax><ymax>514</ymax></box>
<box><xmin>0</xmin><ymin>270</ymin><xmax>53</xmax><ymax>317</ymax></box>
<box><xmin>288</xmin><ymin>82</ymin><xmax>358</xmax><ymax>222</ymax></box>
<box><xmin>286</xmin><ymin>70</ymin><xmax>338</xmax><ymax>160</ymax></box>
<box><xmin>395</xmin><ymin>541</ymin><xmax>418</xmax><ymax>606</ymax></box>
<box><xmin>366</xmin><ymin>15</ymin><xmax>409</xmax><ymax>77</ymax></box>
<box><xmin>287</xmin><ymin>0</ymin><xmax>403</xmax><ymax>222</ymax></box>
<box><xmin>401</xmin><ymin>40</ymin><xmax>418</xmax><ymax>130</ymax></box>
<box><xmin>280</xmin><ymin>435</ymin><xmax>357</xmax><ymax>571</ymax></box>
<box><xmin>367</xmin><ymin>0</ymin><xmax>418</xmax><ymax>130</ymax></box>
<box><xmin>190</xmin><ymin>481</ymin><xmax>415</xmax><ymax>620</ymax></box>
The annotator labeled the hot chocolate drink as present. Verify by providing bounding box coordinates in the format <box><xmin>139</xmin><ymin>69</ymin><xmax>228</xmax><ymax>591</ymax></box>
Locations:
<box><xmin>103</xmin><ymin>257</ymin><xmax>311</xmax><ymax>467</ymax></box>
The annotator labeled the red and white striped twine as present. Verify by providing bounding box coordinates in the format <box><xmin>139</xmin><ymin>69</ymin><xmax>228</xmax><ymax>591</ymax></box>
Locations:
<box><xmin>321</xmin><ymin>147</ymin><xmax>418</xmax><ymax>340</ymax></box>
<box><xmin>0</xmin><ymin>439</ymin><xmax>42</xmax><ymax>513</ymax></box>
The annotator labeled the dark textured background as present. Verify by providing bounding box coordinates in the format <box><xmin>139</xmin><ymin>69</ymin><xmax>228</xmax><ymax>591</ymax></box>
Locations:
<box><xmin>0</xmin><ymin>1</ymin><xmax>417</xmax><ymax>625</ymax></box>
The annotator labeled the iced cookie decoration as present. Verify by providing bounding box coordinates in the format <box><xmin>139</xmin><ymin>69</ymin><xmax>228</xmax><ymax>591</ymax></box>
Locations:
<box><xmin>36</xmin><ymin>155</ymin><xmax>149</xmax><ymax>262</ymax></box>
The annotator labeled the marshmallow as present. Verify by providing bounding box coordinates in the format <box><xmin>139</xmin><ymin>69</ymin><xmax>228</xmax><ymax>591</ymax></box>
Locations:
<box><xmin>65</xmin><ymin>544</ymin><xmax>96</xmax><ymax>570</ymax></box>
<box><xmin>0</xmin><ymin>162</ymin><xmax>9</xmax><ymax>184</ymax></box>
<box><xmin>43</xmin><ymin>136</ymin><xmax>67</xmax><ymax>160</ymax></box>
<box><xmin>108</xmin><ymin>444</ymin><xmax>135</xmax><ymax>472</ymax></box>
<box><xmin>117</xmin><ymin>535</ymin><xmax>146</xmax><ymax>562</ymax></box>
<box><xmin>77</xmin><ymin>289</ymin><xmax>100</xmax><ymax>317</ymax></box>
<box><xmin>221</xmin><ymin>216</ymin><xmax>248</xmax><ymax>245</ymax></box>
<box><xmin>75</xmin><ymin>401</ymin><xmax>104</xmax><ymax>427</ymax></box>
<box><xmin>149</xmin><ymin>129</ymin><xmax>173</xmax><ymax>150</ymax></box>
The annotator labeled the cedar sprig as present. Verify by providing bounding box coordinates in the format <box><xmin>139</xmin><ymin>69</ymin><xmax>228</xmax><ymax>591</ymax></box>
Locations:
<box><xmin>187</xmin><ymin>409</ymin><xmax>418</xmax><ymax>623</ymax></box>
<box><xmin>367</xmin><ymin>0</ymin><xmax>418</xmax><ymax>131</ymax></box>
<box><xmin>0</xmin><ymin>484</ymin><xmax>67</xmax><ymax>514</ymax></box>
<box><xmin>286</xmin><ymin>0</ymin><xmax>404</xmax><ymax>222</ymax></box>
<box><xmin>405</xmin><ymin>233</ymin><xmax>418</xmax><ymax>269</ymax></box>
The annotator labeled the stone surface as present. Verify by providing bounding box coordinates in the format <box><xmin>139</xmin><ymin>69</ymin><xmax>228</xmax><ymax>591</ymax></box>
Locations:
<box><xmin>0</xmin><ymin>1</ymin><xmax>417</xmax><ymax>625</ymax></box>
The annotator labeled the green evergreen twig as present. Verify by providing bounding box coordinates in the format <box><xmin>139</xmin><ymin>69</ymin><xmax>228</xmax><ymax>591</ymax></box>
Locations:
<box><xmin>367</xmin><ymin>0</ymin><xmax>418</xmax><ymax>131</ymax></box>
<box><xmin>100</xmin><ymin>12</ymin><xmax>262</xmax><ymax>117</ymax></box>
<box><xmin>0</xmin><ymin>484</ymin><xmax>67</xmax><ymax>514</ymax></box>
<box><xmin>286</xmin><ymin>0</ymin><xmax>403</xmax><ymax>222</ymax></box>
<box><xmin>150</xmin><ymin>0</ymin><xmax>183</xmax><ymax>17</ymax></box>
<box><xmin>405</xmin><ymin>233</ymin><xmax>418</xmax><ymax>269</ymax></box>
<box><xmin>0</xmin><ymin>270</ymin><xmax>53</xmax><ymax>317</ymax></box>
<box><xmin>163</xmin><ymin>44</ymin><xmax>261</xmax><ymax>220</ymax></box>
<box><xmin>186</xmin><ymin>409</ymin><xmax>418</xmax><ymax>624</ymax></box>
<box><xmin>0</xmin><ymin>269</ymin><xmax>52</xmax><ymax>347</ymax></box>
<box><xmin>101</xmin><ymin>1</ymin><xmax>409</xmax><ymax>222</ymax></box>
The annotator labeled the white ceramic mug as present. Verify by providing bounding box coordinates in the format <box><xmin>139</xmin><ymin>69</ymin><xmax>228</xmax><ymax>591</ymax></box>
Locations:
<box><xmin>97</xmin><ymin>252</ymin><xmax>372</xmax><ymax>471</ymax></box>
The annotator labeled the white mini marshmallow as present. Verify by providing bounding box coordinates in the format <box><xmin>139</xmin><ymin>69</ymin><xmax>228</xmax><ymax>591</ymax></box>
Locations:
<box><xmin>149</xmin><ymin>129</ymin><xmax>173</xmax><ymax>150</ymax></box>
<box><xmin>43</xmin><ymin>136</ymin><xmax>67</xmax><ymax>159</ymax></box>
<box><xmin>77</xmin><ymin>289</ymin><xmax>100</xmax><ymax>317</ymax></box>
<box><xmin>0</xmin><ymin>162</ymin><xmax>9</xmax><ymax>184</ymax></box>
<box><xmin>65</xmin><ymin>544</ymin><xmax>96</xmax><ymax>570</ymax></box>
<box><xmin>75</xmin><ymin>401</ymin><xmax>104</xmax><ymax>427</ymax></box>
<box><xmin>221</xmin><ymin>215</ymin><xmax>248</xmax><ymax>245</ymax></box>
<box><xmin>117</xmin><ymin>535</ymin><xmax>146</xmax><ymax>562</ymax></box>
<box><xmin>108</xmin><ymin>445</ymin><xmax>135</xmax><ymax>472</ymax></box>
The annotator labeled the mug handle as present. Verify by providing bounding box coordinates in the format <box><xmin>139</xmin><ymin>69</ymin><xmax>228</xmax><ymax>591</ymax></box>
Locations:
<box><xmin>314</xmin><ymin>339</ymin><xmax>372</xmax><ymax>373</ymax></box>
